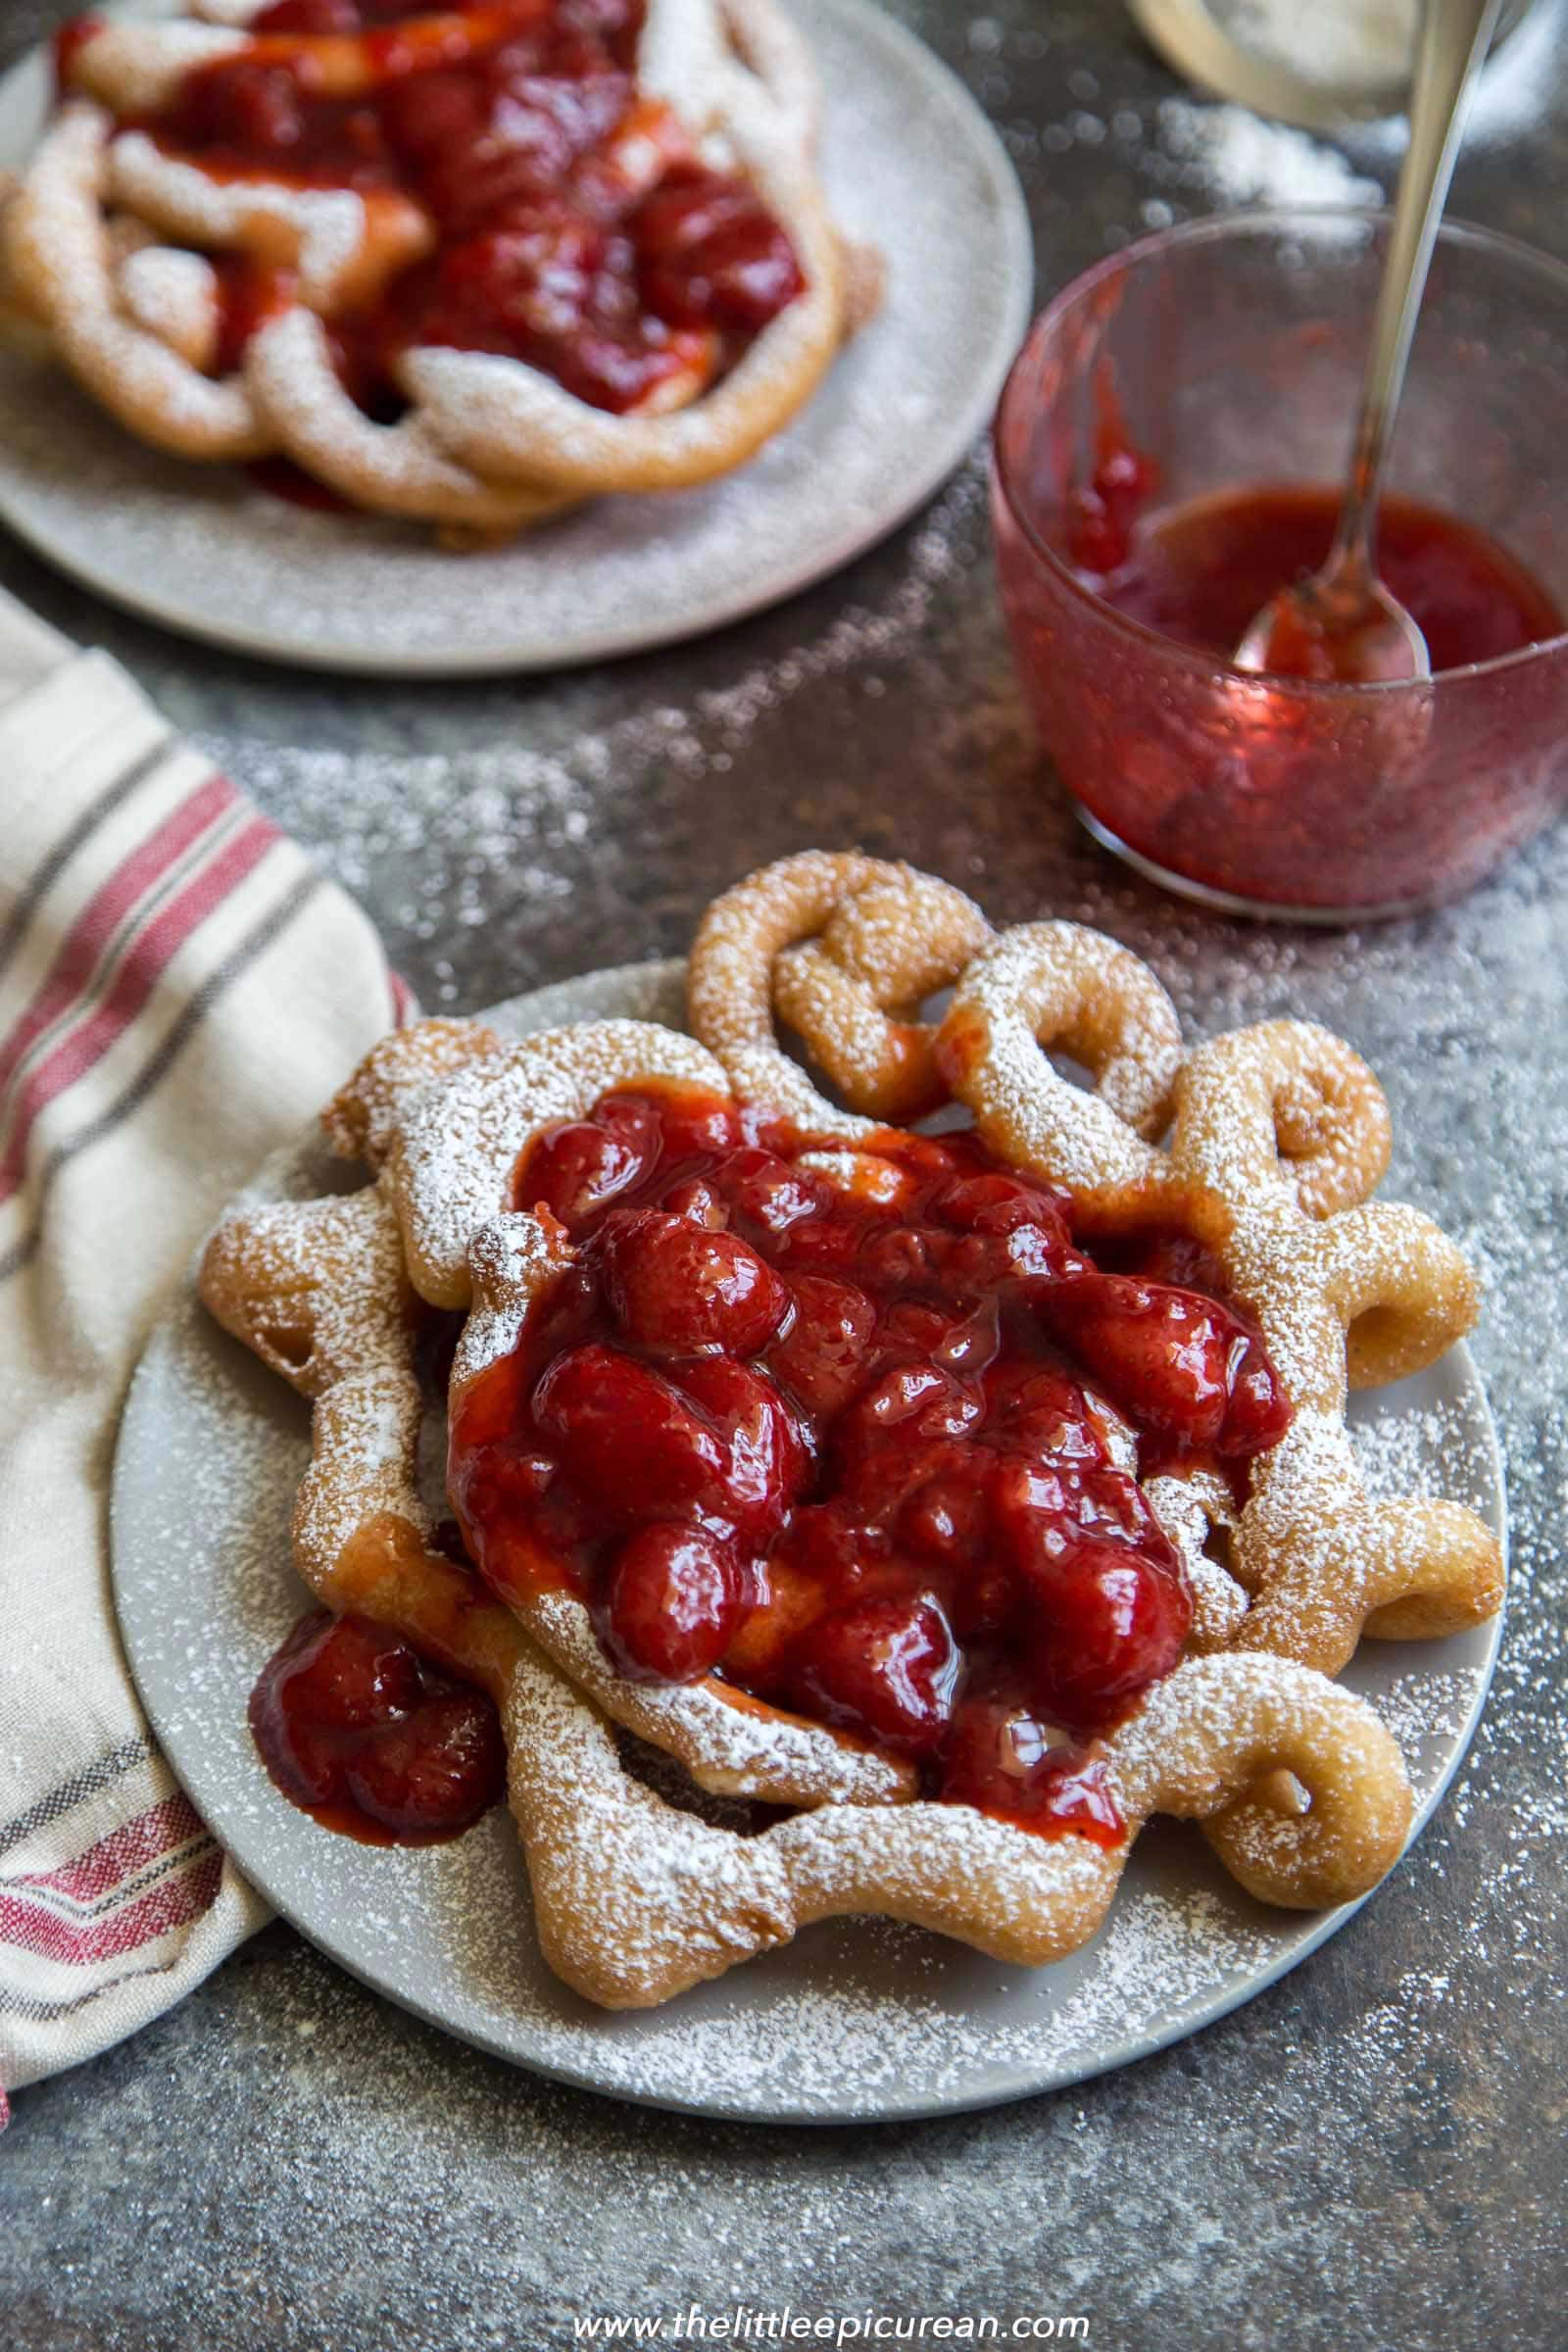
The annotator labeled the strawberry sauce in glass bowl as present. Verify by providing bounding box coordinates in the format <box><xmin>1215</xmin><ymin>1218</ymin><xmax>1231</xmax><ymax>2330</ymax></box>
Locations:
<box><xmin>447</xmin><ymin>1083</ymin><xmax>1292</xmax><ymax>1845</ymax></box>
<box><xmin>993</xmin><ymin>211</ymin><xmax>1568</xmax><ymax>920</ymax></box>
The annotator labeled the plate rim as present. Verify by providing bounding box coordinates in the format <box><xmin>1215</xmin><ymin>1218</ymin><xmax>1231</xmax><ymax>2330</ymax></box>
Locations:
<box><xmin>109</xmin><ymin>957</ymin><xmax>1510</xmax><ymax>2123</ymax></box>
<box><xmin>0</xmin><ymin>0</ymin><xmax>1034</xmax><ymax>678</ymax></box>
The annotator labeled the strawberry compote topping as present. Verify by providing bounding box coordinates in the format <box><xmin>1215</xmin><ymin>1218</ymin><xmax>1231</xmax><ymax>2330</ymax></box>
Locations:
<box><xmin>65</xmin><ymin>0</ymin><xmax>805</xmax><ymax>416</ymax></box>
<box><xmin>449</xmin><ymin>1087</ymin><xmax>1293</xmax><ymax>1845</ymax></box>
<box><xmin>250</xmin><ymin>1607</ymin><xmax>506</xmax><ymax>1842</ymax></box>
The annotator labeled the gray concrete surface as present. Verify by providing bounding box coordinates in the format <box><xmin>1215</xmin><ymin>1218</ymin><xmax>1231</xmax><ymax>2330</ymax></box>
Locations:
<box><xmin>3</xmin><ymin>3</ymin><xmax>1565</xmax><ymax>2346</ymax></box>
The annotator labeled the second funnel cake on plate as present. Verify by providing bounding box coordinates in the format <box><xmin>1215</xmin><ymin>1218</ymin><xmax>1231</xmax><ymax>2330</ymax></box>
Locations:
<box><xmin>1</xmin><ymin>0</ymin><xmax>878</xmax><ymax>539</ymax></box>
<box><xmin>198</xmin><ymin>855</ymin><xmax>1503</xmax><ymax>2008</ymax></box>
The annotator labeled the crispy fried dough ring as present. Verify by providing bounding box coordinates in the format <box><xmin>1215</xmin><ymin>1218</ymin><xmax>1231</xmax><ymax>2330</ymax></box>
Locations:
<box><xmin>113</xmin><ymin>234</ymin><xmax>219</xmax><ymax>370</ymax></box>
<box><xmin>1231</xmin><ymin>1414</ymin><xmax>1506</xmax><ymax>1673</ymax></box>
<box><xmin>1318</xmin><ymin>1203</ymin><xmax>1483</xmax><ymax>1392</ymax></box>
<box><xmin>68</xmin><ymin>21</ymin><xmax>249</xmax><ymax>113</ymax></box>
<box><xmin>935</xmin><ymin>919</ymin><xmax>1185</xmax><ymax>1222</ymax></box>
<box><xmin>1109</xmin><ymin>1653</ymin><xmax>1414</xmax><ymax>1913</ymax></box>
<box><xmin>200</xmin><ymin>1187</ymin><xmax>414</xmax><ymax>1396</ymax></box>
<box><xmin>1175</xmin><ymin>1020</ymin><xmax>1393</xmax><ymax>1221</ymax></box>
<box><xmin>0</xmin><ymin>168</ymin><xmax>49</xmax><ymax>349</ymax></box>
<box><xmin>47</xmin><ymin>8</ymin><xmax>518</xmax><ymax>519</ymax></box>
<box><xmin>321</xmin><ymin>1014</ymin><xmax>506</xmax><ymax>1168</ymax></box>
<box><xmin>689</xmin><ymin>850</ymin><xmax>990</xmax><ymax>1130</ymax></box>
<box><xmin>245</xmin><ymin>310</ymin><xmax>579</xmax><ymax>533</ymax></box>
<box><xmin>107</xmin><ymin>130</ymin><xmax>432</xmax><ymax>312</ymax></box>
<box><xmin>4</xmin><ymin>105</ymin><xmax>270</xmax><ymax>461</ymax></box>
<box><xmin>771</xmin><ymin>872</ymin><xmax>992</xmax><ymax>1121</ymax></box>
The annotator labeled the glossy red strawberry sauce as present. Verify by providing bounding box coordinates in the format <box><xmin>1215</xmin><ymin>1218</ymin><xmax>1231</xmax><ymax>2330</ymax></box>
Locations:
<box><xmin>449</xmin><ymin>1086</ymin><xmax>1292</xmax><ymax>1842</ymax></box>
<box><xmin>251</xmin><ymin>1607</ymin><xmax>505</xmax><ymax>1842</ymax></box>
<box><xmin>61</xmin><ymin>0</ymin><xmax>804</xmax><ymax>417</ymax></box>
<box><xmin>1100</xmin><ymin>485</ymin><xmax>1564</xmax><ymax>678</ymax></box>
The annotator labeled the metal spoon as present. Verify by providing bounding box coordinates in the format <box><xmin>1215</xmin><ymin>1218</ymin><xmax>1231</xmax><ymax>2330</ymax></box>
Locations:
<box><xmin>1234</xmin><ymin>0</ymin><xmax>1505</xmax><ymax>685</ymax></box>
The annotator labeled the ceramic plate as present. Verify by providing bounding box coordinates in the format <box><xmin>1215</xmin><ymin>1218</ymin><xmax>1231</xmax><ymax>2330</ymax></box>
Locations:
<box><xmin>111</xmin><ymin>961</ymin><xmax>1507</xmax><ymax>2123</ymax></box>
<box><xmin>0</xmin><ymin>0</ymin><xmax>1031</xmax><ymax>675</ymax></box>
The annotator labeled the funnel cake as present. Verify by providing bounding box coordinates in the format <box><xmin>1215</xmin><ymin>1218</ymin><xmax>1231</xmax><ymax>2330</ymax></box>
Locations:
<box><xmin>197</xmin><ymin>858</ymin><xmax>1503</xmax><ymax>2007</ymax></box>
<box><xmin>4</xmin><ymin>0</ymin><xmax>871</xmax><ymax>538</ymax></box>
<box><xmin>202</xmin><ymin>1140</ymin><xmax>1414</xmax><ymax>2008</ymax></box>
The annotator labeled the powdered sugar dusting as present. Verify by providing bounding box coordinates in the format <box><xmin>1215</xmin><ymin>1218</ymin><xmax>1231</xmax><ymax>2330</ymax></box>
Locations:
<box><xmin>200</xmin><ymin>1183</ymin><xmax>411</xmax><ymax>1398</ymax></box>
<box><xmin>10</xmin><ymin>104</ymin><xmax>265</xmax><ymax>452</ymax></box>
<box><xmin>115</xmin><ymin>240</ymin><xmax>216</xmax><ymax>362</ymax></box>
<box><xmin>454</xmin><ymin>1209</ymin><xmax>574</xmax><ymax>1383</ymax></box>
<box><xmin>526</xmin><ymin>1585</ymin><xmax>911</xmax><ymax>1808</ymax></box>
<box><xmin>1151</xmin><ymin>99</ymin><xmax>1384</xmax><ymax>208</ymax></box>
<box><xmin>688</xmin><ymin>850</ymin><xmax>993</xmax><ymax>1131</ymax></box>
<box><xmin>389</xmin><ymin>1019</ymin><xmax>726</xmax><ymax>1303</ymax></box>
<box><xmin>943</xmin><ymin>919</ymin><xmax>1183</xmax><ymax>1192</ymax></box>
<box><xmin>1351</xmin><ymin>1387</ymin><xmax>1497</xmax><ymax>1514</ymax></box>
<box><xmin>72</xmin><ymin>19</ymin><xmax>245</xmax><ymax>113</ymax></box>
<box><xmin>109</xmin><ymin>954</ymin><xmax>1506</xmax><ymax>2119</ymax></box>
<box><xmin>717</xmin><ymin>852</ymin><xmax>991</xmax><ymax>1120</ymax></box>
<box><xmin>110</xmin><ymin>131</ymin><xmax>371</xmax><ymax>309</ymax></box>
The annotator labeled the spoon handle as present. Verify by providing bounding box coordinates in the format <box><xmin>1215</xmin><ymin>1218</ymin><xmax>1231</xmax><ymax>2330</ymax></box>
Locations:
<box><xmin>1331</xmin><ymin>0</ymin><xmax>1504</xmax><ymax>576</ymax></box>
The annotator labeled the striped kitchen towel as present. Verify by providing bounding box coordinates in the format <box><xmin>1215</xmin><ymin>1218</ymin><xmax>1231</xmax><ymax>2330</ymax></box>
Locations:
<box><xmin>0</xmin><ymin>589</ymin><xmax>407</xmax><ymax>2124</ymax></box>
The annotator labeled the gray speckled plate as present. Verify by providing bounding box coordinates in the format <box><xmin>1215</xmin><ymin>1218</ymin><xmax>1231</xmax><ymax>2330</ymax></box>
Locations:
<box><xmin>111</xmin><ymin>962</ymin><xmax>1507</xmax><ymax>2123</ymax></box>
<box><xmin>0</xmin><ymin>0</ymin><xmax>1031</xmax><ymax>676</ymax></box>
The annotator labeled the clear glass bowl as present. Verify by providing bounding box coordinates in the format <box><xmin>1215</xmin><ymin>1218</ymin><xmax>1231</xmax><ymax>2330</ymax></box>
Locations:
<box><xmin>992</xmin><ymin>210</ymin><xmax>1568</xmax><ymax>919</ymax></box>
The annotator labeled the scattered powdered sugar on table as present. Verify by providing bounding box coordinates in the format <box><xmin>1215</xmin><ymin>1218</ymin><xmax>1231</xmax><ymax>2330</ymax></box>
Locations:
<box><xmin>1148</xmin><ymin>98</ymin><xmax>1383</xmax><ymax>208</ymax></box>
<box><xmin>196</xmin><ymin>466</ymin><xmax>986</xmax><ymax>996</ymax></box>
<box><xmin>988</xmin><ymin>36</ymin><xmax>1392</xmax><ymax>220</ymax></box>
